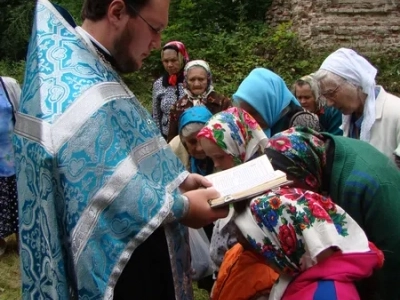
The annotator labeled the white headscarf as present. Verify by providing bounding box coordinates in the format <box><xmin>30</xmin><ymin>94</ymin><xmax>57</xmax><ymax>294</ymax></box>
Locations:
<box><xmin>183</xmin><ymin>59</ymin><xmax>214</xmax><ymax>105</ymax></box>
<box><xmin>319</xmin><ymin>48</ymin><xmax>377</xmax><ymax>141</ymax></box>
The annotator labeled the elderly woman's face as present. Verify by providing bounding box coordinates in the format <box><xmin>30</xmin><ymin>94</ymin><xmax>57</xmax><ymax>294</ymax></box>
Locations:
<box><xmin>295</xmin><ymin>83</ymin><xmax>317</xmax><ymax>113</ymax></box>
<box><xmin>162</xmin><ymin>49</ymin><xmax>181</xmax><ymax>75</ymax></box>
<box><xmin>182</xmin><ymin>132</ymin><xmax>206</xmax><ymax>160</ymax></box>
<box><xmin>186</xmin><ymin>67</ymin><xmax>208</xmax><ymax>96</ymax></box>
<box><xmin>199</xmin><ymin>137</ymin><xmax>235</xmax><ymax>171</ymax></box>
<box><xmin>319</xmin><ymin>78</ymin><xmax>363</xmax><ymax>115</ymax></box>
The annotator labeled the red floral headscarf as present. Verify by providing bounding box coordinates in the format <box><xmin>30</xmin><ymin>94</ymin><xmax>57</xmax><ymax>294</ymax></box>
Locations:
<box><xmin>234</xmin><ymin>187</ymin><xmax>383</xmax><ymax>299</ymax></box>
<box><xmin>161</xmin><ymin>41</ymin><xmax>189</xmax><ymax>86</ymax></box>
<box><xmin>197</xmin><ymin>107</ymin><xmax>269</xmax><ymax>165</ymax></box>
<box><xmin>265</xmin><ymin>126</ymin><xmax>328</xmax><ymax>191</ymax></box>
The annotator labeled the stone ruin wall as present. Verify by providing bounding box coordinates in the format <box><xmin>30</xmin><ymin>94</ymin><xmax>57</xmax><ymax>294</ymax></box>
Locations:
<box><xmin>267</xmin><ymin>0</ymin><xmax>400</xmax><ymax>53</ymax></box>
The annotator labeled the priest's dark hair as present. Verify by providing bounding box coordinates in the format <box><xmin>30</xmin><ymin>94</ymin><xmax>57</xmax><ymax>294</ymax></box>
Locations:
<box><xmin>81</xmin><ymin>0</ymin><xmax>149</xmax><ymax>21</ymax></box>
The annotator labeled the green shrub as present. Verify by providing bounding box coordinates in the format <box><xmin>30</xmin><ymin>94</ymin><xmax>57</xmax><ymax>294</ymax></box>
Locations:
<box><xmin>0</xmin><ymin>60</ymin><xmax>25</xmax><ymax>83</ymax></box>
<box><xmin>0</xmin><ymin>0</ymin><xmax>398</xmax><ymax>109</ymax></box>
<box><xmin>370</xmin><ymin>53</ymin><xmax>400</xmax><ymax>96</ymax></box>
<box><xmin>126</xmin><ymin>21</ymin><xmax>331</xmax><ymax>109</ymax></box>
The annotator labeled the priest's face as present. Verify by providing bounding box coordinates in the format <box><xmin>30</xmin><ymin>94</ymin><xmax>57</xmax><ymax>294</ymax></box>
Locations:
<box><xmin>114</xmin><ymin>0</ymin><xmax>169</xmax><ymax>73</ymax></box>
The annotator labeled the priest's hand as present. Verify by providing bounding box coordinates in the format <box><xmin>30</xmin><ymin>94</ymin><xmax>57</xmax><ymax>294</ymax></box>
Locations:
<box><xmin>179</xmin><ymin>173</ymin><xmax>212</xmax><ymax>193</ymax></box>
<box><xmin>180</xmin><ymin>188</ymin><xmax>229</xmax><ymax>228</ymax></box>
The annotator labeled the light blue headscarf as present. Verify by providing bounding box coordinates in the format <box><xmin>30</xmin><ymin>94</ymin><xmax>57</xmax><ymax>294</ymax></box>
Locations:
<box><xmin>179</xmin><ymin>106</ymin><xmax>213</xmax><ymax>175</ymax></box>
<box><xmin>178</xmin><ymin>106</ymin><xmax>213</xmax><ymax>133</ymax></box>
<box><xmin>233</xmin><ymin>68</ymin><xmax>300</xmax><ymax>137</ymax></box>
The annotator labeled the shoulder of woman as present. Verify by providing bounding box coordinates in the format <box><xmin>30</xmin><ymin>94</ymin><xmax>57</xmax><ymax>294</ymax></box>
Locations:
<box><xmin>322</xmin><ymin>106</ymin><xmax>341</xmax><ymax>117</ymax></box>
<box><xmin>207</xmin><ymin>91</ymin><xmax>230</xmax><ymax>105</ymax></box>
<box><xmin>1</xmin><ymin>76</ymin><xmax>19</xmax><ymax>86</ymax></box>
<box><xmin>1</xmin><ymin>77</ymin><xmax>21</xmax><ymax>108</ymax></box>
<box><xmin>1</xmin><ymin>77</ymin><xmax>20</xmax><ymax>93</ymax></box>
<box><xmin>222</xmin><ymin>97</ymin><xmax>233</xmax><ymax>109</ymax></box>
<box><xmin>153</xmin><ymin>77</ymin><xmax>163</xmax><ymax>88</ymax></box>
<box><xmin>176</xmin><ymin>94</ymin><xmax>189</xmax><ymax>106</ymax></box>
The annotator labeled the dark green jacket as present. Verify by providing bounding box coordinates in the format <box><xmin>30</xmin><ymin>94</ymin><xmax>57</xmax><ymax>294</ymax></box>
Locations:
<box><xmin>319</xmin><ymin>106</ymin><xmax>343</xmax><ymax>135</ymax></box>
<box><xmin>326</xmin><ymin>134</ymin><xmax>400</xmax><ymax>300</ymax></box>
<box><xmin>272</xmin><ymin>104</ymin><xmax>343</xmax><ymax>136</ymax></box>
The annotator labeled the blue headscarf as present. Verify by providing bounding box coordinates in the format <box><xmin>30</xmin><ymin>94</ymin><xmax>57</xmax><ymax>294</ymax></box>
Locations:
<box><xmin>178</xmin><ymin>106</ymin><xmax>213</xmax><ymax>133</ymax></box>
<box><xmin>179</xmin><ymin>106</ymin><xmax>213</xmax><ymax>175</ymax></box>
<box><xmin>232</xmin><ymin>68</ymin><xmax>300</xmax><ymax>137</ymax></box>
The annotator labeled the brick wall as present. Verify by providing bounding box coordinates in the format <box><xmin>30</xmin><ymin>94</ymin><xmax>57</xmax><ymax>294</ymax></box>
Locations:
<box><xmin>267</xmin><ymin>0</ymin><xmax>400</xmax><ymax>52</ymax></box>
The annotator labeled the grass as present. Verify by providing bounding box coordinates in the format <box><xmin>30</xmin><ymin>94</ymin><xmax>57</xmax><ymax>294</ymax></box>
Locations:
<box><xmin>193</xmin><ymin>285</ymin><xmax>210</xmax><ymax>300</ymax></box>
<box><xmin>0</xmin><ymin>235</ymin><xmax>209</xmax><ymax>300</ymax></box>
<box><xmin>0</xmin><ymin>235</ymin><xmax>20</xmax><ymax>300</ymax></box>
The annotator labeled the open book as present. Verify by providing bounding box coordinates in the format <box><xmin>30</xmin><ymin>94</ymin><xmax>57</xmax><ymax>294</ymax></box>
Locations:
<box><xmin>205</xmin><ymin>155</ymin><xmax>292</xmax><ymax>208</ymax></box>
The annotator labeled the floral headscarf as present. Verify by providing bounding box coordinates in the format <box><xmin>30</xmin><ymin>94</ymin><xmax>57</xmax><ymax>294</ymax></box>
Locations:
<box><xmin>183</xmin><ymin>60</ymin><xmax>214</xmax><ymax>105</ymax></box>
<box><xmin>161</xmin><ymin>41</ymin><xmax>190</xmax><ymax>86</ymax></box>
<box><xmin>234</xmin><ymin>187</ymin><xmax>382</xmax><ymax>300</ymax></box>
<box><xmin>265</xmin><ymin>127</ymin><xmax>328</xmax><ymax>191</ymax></box>
<box><xmin>197</xmin><ymin>107</ymin><xmax>269</xmax><ymax>165</ymax></box>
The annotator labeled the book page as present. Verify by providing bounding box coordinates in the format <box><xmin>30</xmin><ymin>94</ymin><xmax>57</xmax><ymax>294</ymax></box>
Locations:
<box><xmin>205</xmin><ymin>155</ymin><xmax>277</xmax><ymax>197</ymax></box>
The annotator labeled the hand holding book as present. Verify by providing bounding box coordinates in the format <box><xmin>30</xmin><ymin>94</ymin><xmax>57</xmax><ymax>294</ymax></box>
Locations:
<box><xmin>205</xmin><ymin>155</ymin><xmax>292</xmax><ymax>208</ymax></box>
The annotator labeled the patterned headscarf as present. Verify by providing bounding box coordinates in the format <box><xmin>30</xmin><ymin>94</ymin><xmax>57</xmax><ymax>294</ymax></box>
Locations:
<box><xmin>319</xmin><ymin>48</ymin><xmax>377</xmax><ymax>142</ymax></box>
<box><xmin>197</xmin><ymin>107</ymin><xmax>269</xmax><ymax>166</ymax></box>
<box><xmin>265</xmin><ymin>127</ymin><xmax>328</xmax><ymax>191</ymax></box>
<box><xmin>161</xmin><ymin>41</ymin><xmax>190</xmax><ymax>86</ymax></box>
<box><xmin>234</xmin><ymin>187</ymin><xmax>383</xmax><ymax>300</ymax></box>
<box><xmin>232</xmin><ymin>68</ymin><xmax>300</xmax><ymax>137</ymax></box>
<box><xmin>183</xmin><ymin>60</ymin><xmax>214</xmax><ymax>105</ymax></box>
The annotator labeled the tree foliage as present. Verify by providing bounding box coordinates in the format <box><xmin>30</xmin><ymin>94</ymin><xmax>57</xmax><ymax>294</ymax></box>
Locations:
<box><xmin>0</xmin><ymin>0</ymin><xmax>399</xmax><ymax>111</ymax></box>
<box><xmin>0</xmin><ymin>0</ymin><xmax>34</xmax><ymax>60</ymax></box>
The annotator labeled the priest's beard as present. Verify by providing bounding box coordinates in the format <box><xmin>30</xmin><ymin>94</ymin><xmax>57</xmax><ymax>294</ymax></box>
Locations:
<box><xmin>113</xmin><ymin>24</ymin><xmax>140</xmax><ymax>74</ymax></box>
